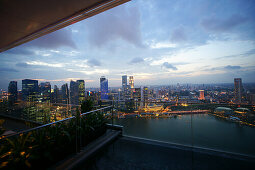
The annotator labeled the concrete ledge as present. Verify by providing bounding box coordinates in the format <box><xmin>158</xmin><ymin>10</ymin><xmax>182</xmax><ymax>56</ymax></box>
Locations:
<box><xmin>106</xmin><ymin>123</ymin><xmax>123</xmax><ymax>132</ymax></box>
<box><xmin>55</xmin><ymin>129</ymin><xmax>121</xmax><ymax>170</ymax></box>
<box><xmin>123</xmin><ymin>135</ymin><xmax>255</xmax><ymax>163</ymax></box>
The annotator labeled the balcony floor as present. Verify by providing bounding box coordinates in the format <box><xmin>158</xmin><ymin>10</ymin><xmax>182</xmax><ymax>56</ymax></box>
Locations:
<box><xmin>80</xmin><ymin>136</ymin><xmax>255</xmax><ymax>170</ymax></box>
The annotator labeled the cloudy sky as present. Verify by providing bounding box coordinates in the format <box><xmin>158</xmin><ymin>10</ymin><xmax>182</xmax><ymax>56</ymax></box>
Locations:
<box><xmin>1</xmin><ymin>0</ymin><xmax>255</xmax><ymax>89</ymax></box>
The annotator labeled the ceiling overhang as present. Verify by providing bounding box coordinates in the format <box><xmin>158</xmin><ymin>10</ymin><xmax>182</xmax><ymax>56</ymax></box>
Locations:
<box><xmin>0</xmin><ymin>0</ymin><xmax>130</xmax><ymax>52</ymax></box>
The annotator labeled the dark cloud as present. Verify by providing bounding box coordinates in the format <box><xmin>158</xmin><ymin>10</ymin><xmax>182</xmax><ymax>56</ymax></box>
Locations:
<box><xmin>217</xmin><ymin>48</ymin><xmax>255</xmax><ymax>59</ymax></box>
<box><xmin>170</xmin><ymin>27</ymin><xmax>187</xmax><ymax>42</ymax></box>
<box><xmin>4</xmin><ymin>48</ymin><xmax>35</xmax><ymax>55</ymax></box>
<box><xmin>0</xmin><ymin>67</ymin><xmax>18</xmax><ymax>72</ymax></box>
<box><xmin>26</xmin><ymin>29</ymin><xmax>76</xmax><ymax>49</ymax></box>
<box><xmin>224</xmin><ymin>65</ymin><xmax>241</xmax><ymax>70</ymax></box>
<box><xmin>16</xmin><ymin>62</ymin><xmax>29</xmax><ymax>68</ymax></box>
<box><xmin>162</xmin><ymin>62</ymin><xmax>177</xmax><ymax>70</ymax></box>
<box><xmin>129</xmin><ymin>57</ymin><xmax>144</xmax><ymax>64</ymax></box>
<box><xmin>201</xmin><ymin>15</ymin><xmax>248</xmax><ymax>32</ymax></box>
<box><xmin>245</xmin><ymin>49</ymin><xmax>255</xmax><ymax>56</ymax></box>
<box><xmin>88</xmin><ymin>59</ymin><xmax>101</xmax><ymax>67</ymax></box>
<box><xmin>86</xmin><ymin>5</ymin><xmax>143</xmax><ymax>48</ymax></box>
<box><xmin>204</xmin><ymin>65</ymin><xmax>242</xmax><ymax>71</ymax></box>
<box><xmin>218</xmin><ymin>54</ymin><xmax>240</xmax><ymax>60</ymax></box>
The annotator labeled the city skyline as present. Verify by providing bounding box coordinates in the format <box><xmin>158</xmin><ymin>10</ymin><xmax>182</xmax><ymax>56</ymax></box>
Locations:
<box><xmin>0</xmin><ymin>0</ymin><xmax>255</xmax><ymax>89</ymax></box>
<box><xmin>1</xmin><ymin>1</ymin><xmax>255</xmax><ymax>169</ymax></box>
<box><xmin>0</xmin><ymin>76</ymin><xmax>254</xmax><ymax>91</ymax></box>
<box><xmin>2</xmin><ymin>77</ymin><xmax>254</xmax><ymax>108</ymax></box>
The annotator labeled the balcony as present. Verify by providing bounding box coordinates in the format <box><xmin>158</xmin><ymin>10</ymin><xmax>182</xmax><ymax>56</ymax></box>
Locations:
<box><xmin>1</xmin><ymin>101</ymin><xmax>255</xmax><ymax>169</ymax></box>
<box><xmin>1</xmin><ymin>0</ymin><xmax>255</xmax><ymax>169</ymax></box>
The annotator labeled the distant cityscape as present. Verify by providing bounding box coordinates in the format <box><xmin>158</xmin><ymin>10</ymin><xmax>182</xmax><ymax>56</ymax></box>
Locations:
<box><xmin>1</xmin><ymin>76</ymin><xmax>255</xmax><ymax>106</ymax></box>
<box><xmin>0</xmin><ymin>76</ymin><xmax>255</xmax><ymax>124</ymax></box>
<box><xmin>1</xmin><ymin>0</ymin><xmax>255</xmax><ymax>168</ymax></box>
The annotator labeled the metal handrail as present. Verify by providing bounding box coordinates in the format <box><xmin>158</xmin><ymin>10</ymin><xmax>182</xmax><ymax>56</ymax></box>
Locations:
<box><xmin>0</xmin><ymin>106</ymin><xmax>112</xmax><ymax>141</ymax></box>
<box><xmin>81</xmin><ymin>106</ymin><xmax>112</xmax><ymax>116</ymax></box>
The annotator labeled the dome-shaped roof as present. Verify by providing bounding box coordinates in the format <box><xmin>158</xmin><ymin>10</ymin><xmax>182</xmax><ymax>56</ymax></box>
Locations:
<box><xmin>215</xmin><ymin>107</ymin><xmax>232</xmax><ymax>111</ymax></box>
<box><xmin>214</xmin><ymin>107</ymin><xmax>233</xmax><ymax>114</ymax></box>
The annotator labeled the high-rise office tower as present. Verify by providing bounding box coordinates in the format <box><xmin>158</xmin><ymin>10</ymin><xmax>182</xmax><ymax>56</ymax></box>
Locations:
<box><xmin>133</xmin><ymin>88</ymin><xmax>141</xmax><ymax>101</ymax></box>
<box><xmin>39</xmin><ymin>82</ymin><xmax>51</xmax><ymax>103</ymax></box>
<box><xmin>77</xmin><ymin>80</ymin><xmax>85</xmax><ymax>105</ymax></box>
<box><xmin>141</xmin><ymin>86</ymin><xmax>148</xmax><ymax>108</ymax></box>
<box><xmin>52</xmin><ymin>85</ymin><xmax>60</xmax><ymax>103</ymax></box>
<box><xmin>122</xmin><ymin>75</ymin><xmax>127</xmax><ymax>90</ymax></box>
<box><xmin>61</xmin><ymin>83</ymin><xmax>69</xmax><ymax>104</ymax></box>
<box><xmin>129</xmin><ymin>76</ymin><xmax>134</xmax><ymax>88</ymax></box>
<box><xmin>234</xmin><ymin>78</ymin><xmax>243</xmax><ymax>103</ymax></box>
<box><xmin>199</xmin><ymin>90</ymin><xmax>205</xmax><ymax>100</ymax></box>
<box><xmin>8</xmin><ymin>81</ymin><xmax>17</xmax><ymax>104</ymax></box>
<box><xmin>143</xmin><ymin>86</ymin><xmax>148</xmax><ymax>101</ymax></box>
<box><xmin>70</xmin><ymin>80</ymin><xmax>78</xmax><ymax>105</ymax></box>
<box><xmin>132</xmin><ymin>87</ymin><xmax>141</xmax><ymax>110</ymax></box>
<box><xmin>100</xmin><ymin>76</ymin><xmax>108</xmax><ymax>100</ymax></box>
<box><xmin>122</xmin><ymin>75</ymin><xmax>128</xmax><ymax>99</ymax></box>
<box><xmin>22</xmin><ymin>79</ymin><xmax>39</xmax><ymax>101</ymax></box>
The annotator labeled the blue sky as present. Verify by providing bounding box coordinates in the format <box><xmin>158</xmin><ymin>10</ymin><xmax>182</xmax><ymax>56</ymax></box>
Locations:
<box><xmin>0</xmin><ymin>0</ymin><xmax>255</xmax><ymax>89</ymax></box>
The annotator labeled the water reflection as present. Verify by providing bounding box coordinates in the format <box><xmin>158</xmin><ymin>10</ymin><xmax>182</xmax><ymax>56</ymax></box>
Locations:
<box><xmin>113</xmin><ymin>114</ymin><xmax>255</xmax><ymax>157</ymax></box>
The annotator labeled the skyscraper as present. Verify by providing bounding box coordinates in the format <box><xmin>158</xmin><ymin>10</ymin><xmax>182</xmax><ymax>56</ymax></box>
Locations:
<box><xmin>234</xmin><ymin>78</ymin><xmax>243</xmax><ymax>103</ymax></box>
<box><xmin>8</xmin><ymin>81</ymin><xmax>17</xmax><ymax>104</ymax></box>
<box><xmin>199</xmin><ymin>90</ymin><xmax>205</xmax><ymax>100</ymax></box>
<box><xmin>70</xmin><ymin>80</ymin><xmax>78</xmax><ymax>105</ymax></box>
<box><xmin>133</xmin><ymin>88</ymin><xmax>141</xmax><ymax>101</ymax></box>
<box><xmin>100</xmin><ymin>76</ymin><xmax>108</xmax><ymax>100</ymax></box>
<box><xmin>52</xmin><ymin>85</ymin><xmax>61</xmax><ymax>103</ymax></box>
<box><xmin>122</xmin><ymin>75</ymin><xmax>127</xmax><ymax>90</ymax></box>
<box><xmin>141</xmin><ymin>86</ymin><xmax>148</xmax><ymax>108</ymax></box>
<box><xmin>122</xmin><ymin>75</ymin><xmax>128</xmax><ymax>99</ymax></box>
<box><xmin>22</xmin><ymin>79</ymin><xmax>39</xmax><ymax>101</ymax></box>
<box><xmin>143</xmin><ymin>86</ymin><xmax>148</xmax><ymax>102</ymax></box>
<box><xmin>61</xmin><ymin>83</ymin><xmax>69</xmax><ymax>104</ymax></box>
<box><xmin>129</xmin><ymin>76</ymin><xmax>134</xmax><ymax>88</ymax></box>
<box><xmin>132</xmin><ymin>87</ymin><xmax>141</xmax><ymax>110</ymax></box>
<box><xmin>39</xmin><ymin>82</ymin><xmax>51</xmax><ymax>103</ymax></box>
<box><xmin>77</xmin><ymin>80</ymin><xmax>85</xmax><ymax>104</ymax></box>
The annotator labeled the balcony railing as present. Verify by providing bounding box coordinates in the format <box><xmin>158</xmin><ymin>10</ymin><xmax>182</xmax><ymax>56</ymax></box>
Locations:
<box><xmin>0</xmin><ymin>106</ymin><xmax>113</xmax><ymax>169</ymax></box>
<box><xmin>109</xmin><ymin>101</ymin><xmax>255</xmax><ymax>158</ymax></box>
<box><xmin>1</xmin><ymin>100</ymin><xmax>255</xmax><ymax>169</ymax></box>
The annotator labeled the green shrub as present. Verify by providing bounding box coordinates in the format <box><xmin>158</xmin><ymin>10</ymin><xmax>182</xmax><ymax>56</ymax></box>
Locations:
<box><xmin>0</xmin><ymin>109</ymin><xmax>107</xmax><ymax>169</ymax></box>
<box><xmin>81</xmin><ymin>98</ymin><xmax>94</xmax><ymax>113</ymax></box>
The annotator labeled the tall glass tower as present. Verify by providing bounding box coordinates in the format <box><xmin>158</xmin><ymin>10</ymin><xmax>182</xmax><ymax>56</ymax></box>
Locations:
<box><xmin>70</xmin><ymin>80</ymin><xmax>78</xmax><ymax>105</ymax></box>
<box><xmin>52</xmin><ymin>85</ymin><xmax>61</xmax><ymax>103</ymax></box>
<box><xmin>100</xmin><ymin>76</ymin><xmax>108</xmax><ymax>100</ymax></box>
<box><xmin>61</xmin><ymin>83</ymin><xmax>69</xmax><ymax>104</ymax></box>
<box><xmin>8</xmin><ymin>81</ymin><xmax>17</xmax><ymax>103</ymax></box>
<box><xmin>22</xmin><ymin>79</ymin><xmax>39</xmax><ymax>101</ymax></box>
<box><xmin>77</xmin><ymin>80</ymin><xmax>85</xmax><ymax>105</ymax></box>
<box><xmin>39</xmin><ymin>82</ymin><xmax>51</xmax><ymax>103</ymax></box>
<box><xmin>122</xmin><ymin>75</ymin><xmax>128</xmax><ymax>99</ymax></box>
<box><xmin>234</xmin><ymin>78</ymin><xmax>243</xmax><ymax>103</ymax></box>
<box><xmin>129</xmin><ymin>76</ymin><xmax>134</xmax><ymax>88</ymax></box>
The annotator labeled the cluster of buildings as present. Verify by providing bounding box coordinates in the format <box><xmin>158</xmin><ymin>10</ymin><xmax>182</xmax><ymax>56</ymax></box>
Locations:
<box><xmin>1</xmin><ymin>79</ymin><xmax>86</xmax><ymax>105</ymax></box>
<box><xmin>121</xmin><ymin>75</ymin><xmax>148</xmax><ymax>103</ymax></box>
<box><xmin>1</xmin><ymin>77</ymin><xmax>255</xmax><ymax>108</ymax></box>
<box><xmin>0</xmin><ymin>75</ymin><xmax>150</xmax><ymax>112</ymax></box>
<box><xmin>1</xmin><ymin>76</ymin><xmax>254</xmax><ymax>123</ymax></box>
